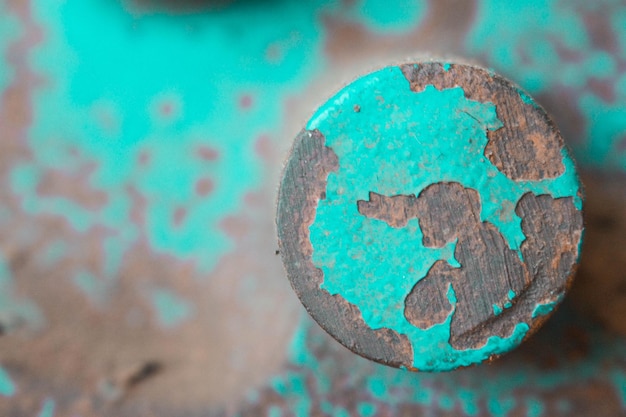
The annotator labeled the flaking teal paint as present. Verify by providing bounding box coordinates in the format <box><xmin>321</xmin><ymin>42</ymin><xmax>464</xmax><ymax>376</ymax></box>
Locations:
<box><xmin>249</xmin><ymin>310</ymin><xmax>626</xmax><ymax>416</ymax></box>
<box><xmin>532</xmin><ymin>295</ymin><xmax>564</xmax><ymax>319</ymax></box>
<box><xmin>467</xmin><ymin>0</ymin><xmax>626</xmax><ymax>173</ymax></box>
<box><xmin>1</xmin><ymin>0</ymin><xmax>620</xmax><ymax>412</ymax></box>
<box><xmin>307</xmin><ymin>65</ymin><xmax>580</xmax><ymax>370</ymax></box>
<box><xmin>22</xmin><ymin>0</ymin><xmax>334</xmax><ymax>278</ymax></box>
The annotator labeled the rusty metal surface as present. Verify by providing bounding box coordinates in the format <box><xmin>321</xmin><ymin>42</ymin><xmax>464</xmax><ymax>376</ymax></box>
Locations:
<box><xmin>0</xmin><ymin>0</ymin><xmax>624</xmax><ymax>415</ymax></box>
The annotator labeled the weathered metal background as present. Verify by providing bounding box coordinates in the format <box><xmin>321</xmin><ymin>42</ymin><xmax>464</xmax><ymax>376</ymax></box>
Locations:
<box><xmin>0</xmin><ymin>0</ymin><xmax>624</xmax><ymax>415</ymax></box>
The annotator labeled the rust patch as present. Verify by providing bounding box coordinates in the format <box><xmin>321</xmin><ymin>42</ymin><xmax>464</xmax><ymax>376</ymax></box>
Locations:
<box><xmin>277</xmin><ymin>129</ymin><xmax>414</xmax><ymax>368</ymax></box>
<box><xmin>400</xmin><ymin>62</ymin><xmax>565</xmax><ymax>181</ymax></box>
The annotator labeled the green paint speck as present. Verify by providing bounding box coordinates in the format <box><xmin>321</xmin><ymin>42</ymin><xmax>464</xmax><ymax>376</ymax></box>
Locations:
<box><xmin>268</xmin><ymin>405</ymin><xmax>282</xmax><ymax>417</ymax></box>
<box><xmin>526</xmin><ymin>397</ymin><xmax>544</xmax><ymax>417</ymax></box>
<box><xmin>532</xmin><ymin>295</ymin><xmax>563</xmax><ymax>318</ymax></box>
<box><xmin>348</xmin><ymin>0</ymin><xmax>426</xmax><ymax>33</ymax></box>
<box><xmin>148</xmin><ymin>288</ymin><xmax>194</xmax><ymax>329</ymax></box>
<box><xmin>37</xmin><ymin>398</ymin><xmax>55</xmax><ymax>417</ymax></box>
<box><xmin>357</xmin><ymin>402</ymin><xmax>377</xmax><ymax>416</ymax></box>
<box><xmin>367</xmin><ymin>377</ymin><xmax>387</xmax><ymax>397</ymax></box>
<box><xmin>459</xmin><ymin>389</ymin><xmax>479</xmax><ymax>416</ymax></box>
<box><xmin>611</xmin><ymin>370</ymin><xmax>626</xmax><ymax>406</ymax></box>
<box><xmin>439</xmin><ymin>394</ymin><xmax>454</xmax><ymax>411</ymax></box>
<box><xmin>487</xmin><ymin>397</ymin><xmax>515</xmax><ymax>417</ymax></box>
<box><xmin>0</xmin><ymin>367</ymin><xmax>16</xmax><ymax>397</ymax></box>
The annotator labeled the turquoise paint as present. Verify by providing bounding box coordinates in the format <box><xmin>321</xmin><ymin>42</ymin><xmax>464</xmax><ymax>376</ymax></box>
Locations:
<box><xmin>443</xmin><ymin>63</ymin><xmax>452</xmax><ymax>72</ymax></box>
<box><xmin>532</xmin><ymin>295</ymin><xmax>564</xmax><ymax>319</ymax></box>
<box><xmin>466</xmin><ymin>0</ymin><xmax>626</xmax><ymax>173</ymax></box>
<box><xmin>503</xmin><ymin>301</ymin><xmax>512</xmax><ymax>309</ymax></box>
<box><xmin>610</xmin><ymin>370</ymin><xmax>626</xmax><ymax>406</ymax></box>
<box><xmin>320</xmin><ymin>401</ymin><xmax>333</xmax><ymax>414</ymax></box>
<box><xmin>318</xmin><ymin>403</ymin><xmax>350</xmax><ymax>417</ymax></box>
<box><xmin>525</xmin><ymin>397</ymin><xmax>544</xmax><ymax>417</ymax></box>
<box><xmin>251</xmin><ymin>308</ymin><xmax>626</xmax><ymax>417</ymax></box>
<box><xmin>357</xmin><ymin>402</ymin><xmax>376</xmax><ymax>416</ymax></box>
<box><xmin>0</xmin><ymin>367</ymin><xmax>16</xmax><ymax>397</ymax></box>
<box><xmin>0</xmin><ymin>0</ymin><xmax>617</xmax><ymax>412</ymax></box>
<box><xmin>367</xmin><ymin>377</ymin><xmax>386</xmax><ymax>397</ymax></box>
<box><xmin>307</xmin><ymin>65</ymin><xmax>580</xmax><ymax>370</ymax></box>
<box><xmin>148</xmin><ymin>288</ymin><xmax>194</xmax><ymax>329</ymax></box>
<box><xmin>617</xmin><ymin>72</ymin><xmax>626</xmax><ymax>98</ymax></box>
<box><xmin>341</xmin><ymin>0</ymin><xmax>426</xmax><ymax>33</ymax></box>
<box><xmin>508</xmin><ymin>290</ymin><xmax>516</xmax><ymax>300</ymax></box>
<box><xmin>458</xmin><ymin>389</ymin><xmax>479</xmax><ymax>416</ymax></box>
<box><xmin>577</xmin><ymin>93</ymin><xmax>626</xmax><ymax>172</ymax></box>
<box><xmin>438</xmin><ymin>394</ymin><xmax>454</xmax><ymax>411</ymax></box>
<box><xmin>268</xmin><ymin>405</ymin><xmax>282</xmax><ymax>417</ymax></box>
<box><xmin>22</xmin><ymin>0</ymin><xmax>334</xmax><ymax>276</ymax></box>
<box><xmin>493</xmin><ymin>304</ymin><xmax>503</xmax><ymax>316</ymax></box>
<box><xmin>267</xmin><ymin>319</ymin><xmax>315</xmax><ymax>415</ymax></box>
<box><xmin>335</xmin><ymin>408</ymin><xmax>350</xmax><ymax>417</ymax></box>
<box><xmin>37</xmin><ymin>398</ymin><xmax>55</xmax><ymax>417</ymax></box>
<box><xmin>487</xmin><ymin>397</ymin><xmax>515</xmax><ymax>417</ymax></box>
<box><xmin>614</xmin><ymin>9</ymin><xmax>626</xmax><ymax>56</ymax></box>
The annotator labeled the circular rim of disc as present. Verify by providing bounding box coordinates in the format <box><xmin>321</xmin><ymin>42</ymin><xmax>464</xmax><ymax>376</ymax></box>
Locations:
<box><xmin>276</xmin><ymin>60</ymin><xmax>584</xmax><ymax>372</ymax></box>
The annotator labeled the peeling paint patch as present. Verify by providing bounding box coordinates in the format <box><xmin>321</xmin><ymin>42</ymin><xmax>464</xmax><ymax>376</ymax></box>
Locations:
<box><xmin>466</xmin><ymin>0</ymin><xmax>626</xmax><ymax>173</ymax></box>
<box><xmin>244</xmin><ymin>302</ymin><xmax>626</xmax><ymax>415</ymax></box>
<box><xmin>25</xmin><ymin>0</ymin><xmax>332</xmax><ymax>277</ymax></box>
<box><xmin>306</xmin><ymin>66</ymin><xmax>580</xmax><ymax>370</ymax></box>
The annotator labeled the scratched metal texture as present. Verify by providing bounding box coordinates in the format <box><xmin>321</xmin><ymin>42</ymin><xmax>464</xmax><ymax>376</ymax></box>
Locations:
<box><xmin>0</xmin><ymin>0</ymin><xmax>624</xmax><ymax>416</ymax></box>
